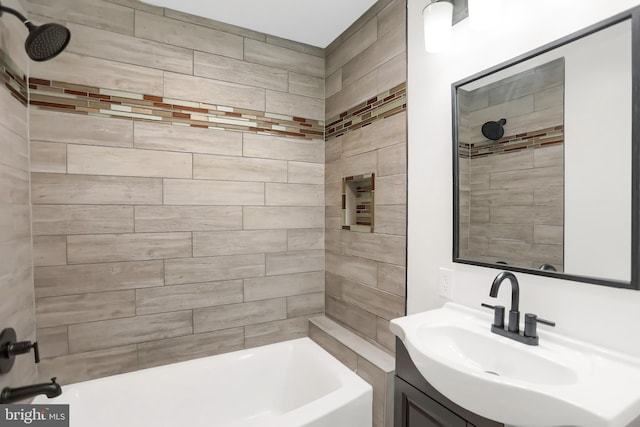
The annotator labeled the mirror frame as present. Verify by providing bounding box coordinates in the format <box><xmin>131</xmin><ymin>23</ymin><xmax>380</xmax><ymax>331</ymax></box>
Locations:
<box><xmin>452</xmin><ymin>6</ymin><xmax>640</xmax><ymax>289</ymax></box>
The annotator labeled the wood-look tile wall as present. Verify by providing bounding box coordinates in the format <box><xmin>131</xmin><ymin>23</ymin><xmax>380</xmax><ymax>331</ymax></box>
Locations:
<box><xmin>26</xmin><ymin>1</ymin><xmax>324</xmax><ymax>139</ymax></box>
<box><xmin>0</xmin><ymin>0</ymin><xmax>37</xmax><ymax>390</ymax></box>
<box><xmin>325</xmin><ymin>0</ymin><xmax>407</xmax><ymax>353</ymax></box>
<box><xmin>27</xmin><ymin>0</ymin><xmax>325</xmax><ymax>384</ymax></box>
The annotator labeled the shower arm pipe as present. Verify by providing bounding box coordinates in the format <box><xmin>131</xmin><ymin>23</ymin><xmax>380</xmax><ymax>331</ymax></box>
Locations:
<box><xmin>0</xmin><ymin>3</ymin><xmax>35</xmax><ymax>30</ymax></box>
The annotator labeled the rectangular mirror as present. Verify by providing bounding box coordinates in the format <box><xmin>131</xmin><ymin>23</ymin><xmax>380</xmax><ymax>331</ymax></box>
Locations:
<box><xmin>452</xmin><ymin>7</ymin><xmax>640</xmax><ymax>289</ymax></box>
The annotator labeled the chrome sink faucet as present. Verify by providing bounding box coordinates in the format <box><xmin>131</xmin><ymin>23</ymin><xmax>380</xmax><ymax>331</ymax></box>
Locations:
<box><xmin>482</xmin><ymin>271</ymin><xmax>555</xmax><ymax>346</ymax></box>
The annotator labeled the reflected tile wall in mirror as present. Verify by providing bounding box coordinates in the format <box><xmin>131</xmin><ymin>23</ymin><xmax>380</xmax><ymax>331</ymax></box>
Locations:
<box><xmin>457</xmin><ymin>59</ymin><xmax>565</xmax><ymax>272</ymax></box>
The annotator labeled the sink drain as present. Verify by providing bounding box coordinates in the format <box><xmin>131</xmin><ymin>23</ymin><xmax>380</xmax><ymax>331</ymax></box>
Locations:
<box><xmin>484</xmin><ymin>370</ymin><xmax>500</xmax><ymax>376</ymax></box>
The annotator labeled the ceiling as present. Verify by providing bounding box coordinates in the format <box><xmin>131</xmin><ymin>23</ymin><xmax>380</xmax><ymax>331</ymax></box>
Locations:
<box><xmin>140</xmin><ymin>0</ymin><xmax>380</xmax><ymax>48</ymax></box>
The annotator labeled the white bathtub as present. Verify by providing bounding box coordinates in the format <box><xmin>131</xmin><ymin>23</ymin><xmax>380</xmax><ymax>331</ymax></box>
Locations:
<box><xmin>34</xmin><ymin>337</ymin><xmax>372</xmax><ymax>427</ymax></box>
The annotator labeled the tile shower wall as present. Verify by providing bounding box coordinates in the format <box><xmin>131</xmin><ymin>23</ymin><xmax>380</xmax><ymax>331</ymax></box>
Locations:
<box><xmin>27</xmin><ymin>0</ymin><xmax>325</xmax><ymax>384</ymax></box>
<box><xmin>0</xmin><ymin>0</ymin><xmax>37</xmax><ymax>390</ymax></box>
<box><xmin>324</xmin><ymin>0</ymin><xmax>407</xmax><ymax>354</ymax></box>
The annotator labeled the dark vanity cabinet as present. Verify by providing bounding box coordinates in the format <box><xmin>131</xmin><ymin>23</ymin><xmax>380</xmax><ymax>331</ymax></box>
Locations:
<box><xmin>394</xmin><ymin>338</ymin><xmax>503</xmax><ymax>427</ymax></box>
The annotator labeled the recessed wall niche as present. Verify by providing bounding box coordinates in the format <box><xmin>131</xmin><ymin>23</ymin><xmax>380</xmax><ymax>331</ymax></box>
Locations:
<box><xmin>342</xmin><ymin>173</ymin><xmax>375</xmax><ymax>233</ymax></box>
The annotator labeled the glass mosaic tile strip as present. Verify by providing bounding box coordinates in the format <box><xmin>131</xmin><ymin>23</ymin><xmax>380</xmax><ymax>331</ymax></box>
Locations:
<box><xmin>0</xmin><ymin>50</ymin><xmax>28</xmax><ymax>106</ymax></box>
<box><xmin>325</xmin><ymin>83</ymin><xmax>407</xmax><ymax>142</ymax></box>
<box><xmin>459</xmin><ymin>125</ymin><xmax>564</xmax><ymax>159</ymax></box>
<box><xmin>0</xmin><ymin>48</ymin><xmax>405</xmax><ymax>144</ymax></box>
<box><xmin>27</xmin><ymin>78</ymin><xmax>325</xmax><ymax>141</ymax></box>
<box><xmin>0</xmin><ymin>48</ymin><xmax>326</xmax><ymax>141</ymax></box>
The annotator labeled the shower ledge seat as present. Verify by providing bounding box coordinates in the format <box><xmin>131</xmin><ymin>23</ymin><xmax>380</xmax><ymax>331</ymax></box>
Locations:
<box><xmin>309</xmin><ymin>316</ymin><xmax>395</xmax><ymax>427</ymax></box>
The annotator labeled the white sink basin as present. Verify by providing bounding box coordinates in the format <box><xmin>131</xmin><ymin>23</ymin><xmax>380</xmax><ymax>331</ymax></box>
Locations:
<box><xmin>390</xmin><ymin>303</ymin><xmax>640</xmax><ymax>427</ymax></box>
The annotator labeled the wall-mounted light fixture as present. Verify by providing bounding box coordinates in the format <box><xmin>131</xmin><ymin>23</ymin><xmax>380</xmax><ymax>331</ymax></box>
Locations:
<box><xmin>422</xmin><ymin>0</ymin><xmax>453</xmax><ymax>53</ymax></box>
<box><xmin>422</xmin><ymin>0</ymin><xmax>504</xmax><ymax>53</ymax></box>
<box><xmin>468</xmin><ymin>0</ymin><xmax>503</xmax><ymax>30</ymax></box>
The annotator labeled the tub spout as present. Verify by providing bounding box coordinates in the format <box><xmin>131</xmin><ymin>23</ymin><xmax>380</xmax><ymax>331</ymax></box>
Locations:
<box><xmin>0</xmin><ymin>377</ymin><xmax>62</xmax><ymax>404</ymax></box>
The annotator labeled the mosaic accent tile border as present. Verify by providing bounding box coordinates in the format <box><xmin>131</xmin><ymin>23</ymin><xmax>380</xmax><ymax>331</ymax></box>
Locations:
<box><xmin>0</xmin><ymin>50</ymin><xmax>28</xmax><ymax>106</ymax></box>
<box><xmin>459</xmin><ymin>125</ymin><xmax>564</xmax><ymax>159</ymax></box>
<box><xmin>325</xmin><ymin>83</ymin><xmax>407</xmax><ymax>141</ymax></box>
<box><xmin>0</xmin><ymin>49</ymin><xmax>408</xmax><ymax>144</ymax></box>
<box><xmin>28</xmin><ymin>79</ymin><xmax>324</xmax><ymax>140</ymax></box>
<box><xmin>0</xmin><ymin>50</ymin><xmax>324</xmax><ymax>140</ymax></box>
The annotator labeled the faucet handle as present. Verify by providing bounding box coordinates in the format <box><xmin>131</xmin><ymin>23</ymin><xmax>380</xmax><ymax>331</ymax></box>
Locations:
<box><xmin>6</xmin><ymin>341</ymin><xmax>40</xmax><ymax>364</ymax></box>
<box><xmin>524</xmin><ymin>313</ymin><xmax>556</xmax><ymax>338</ymax></box>
<box><xmin>33</xmin><ymin>342</ymin><xmax>40</xmax><ymax>364</ymax></box>
<box><xmin>536</xmin><ymin>317</ymin><xmax>556</xmax><ymax>327</ymax></box>
<box><xmin>481</xmin><ymin>303</ymin><xmax>505</xmax><ymax>328</ymax></box>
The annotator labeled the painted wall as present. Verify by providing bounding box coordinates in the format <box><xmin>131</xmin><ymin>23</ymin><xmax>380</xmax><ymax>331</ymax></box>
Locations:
<box><xmin>407</xmin><ymin>0</ymin><xmax>640</xmax><ymax>357</ymax></box>
<box><xmin>27</xmin><ymin>0</ymin><xmax>326</xmax><ymax>384</ymax></box>
<box><xmin>324</xmin><ymin>0</ymin><xmax>407</xmax><ymax>353</ymax></box>
<box><xmin>0</xmin><ymin>0</ymin><xmax>37</xmax><ymax>390</ymax></box>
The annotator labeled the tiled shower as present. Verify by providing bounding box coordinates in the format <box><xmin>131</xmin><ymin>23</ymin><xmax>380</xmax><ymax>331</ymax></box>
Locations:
<box><xmin>0</xmin><ymin>0</ymin><xmax>407</xmax><ymax>406</ymax></box>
